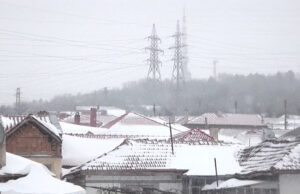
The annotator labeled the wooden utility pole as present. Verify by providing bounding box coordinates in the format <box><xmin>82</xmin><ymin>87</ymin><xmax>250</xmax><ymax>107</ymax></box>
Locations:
<box><xmin>214</xmin><ymin>158</ymin><xmax>219</xmax><ymax>187</ymax></box>
<box><xmin>169</xmin><ymin>118</ymin><xmax>174</xmax><ymax>155</ymax></box>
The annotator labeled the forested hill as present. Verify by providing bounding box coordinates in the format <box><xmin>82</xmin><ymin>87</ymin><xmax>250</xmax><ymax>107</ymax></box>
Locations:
<box><xmin>1</xmin><ymin>71</ymin><xmax>300</xmax><ymax>117</ymax></box>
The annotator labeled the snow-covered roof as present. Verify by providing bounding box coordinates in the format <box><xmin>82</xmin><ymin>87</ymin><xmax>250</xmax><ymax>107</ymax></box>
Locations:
<box><xmin>280</xmin><ymin>127</ymin><xmax>300</xmax><ymax>140</ymax></box>
<box><xmin>202</xmin><ymin>178</ymin><xmax>265</xmax><ymax>191</ymax></box>
<box><xmin>70</xmin><ymin>139</ymin><xmax>242</xmax><ymax>176</ymax></box>
<box><xmin>5</xmin><ymin>115</ymin><xmax>61</xmax><ymax>141</ymax></box>
<box><xmin>238</xmin><ymin>138</ymin><xmax>300</xmax><ymax>176</ymax></box>
<box><xmin>62</xmin><ymin>134</ymin><xmax>124</xmax><ymax>166</ymax></box>
<box><xmin>0</xmin><ymin>153</ymin><xmax>85</xmax><ymax>194</ymax></box>
<box><xmin>100</xmin><ymin>112</ymin><xmax>189</xmax><ymax>138</ymax></box>
<box><xmin>188</xmin><ymin>113</ymin><xmax>266</xmax><ymax>128</ymax></box>
<box><xmin>63</xmin><ymin>114</ymin><xmax>117</xmax><ymax>127</ymax></box>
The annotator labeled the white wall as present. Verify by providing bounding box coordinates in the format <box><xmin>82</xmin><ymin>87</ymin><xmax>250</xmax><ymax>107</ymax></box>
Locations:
<box><xmin>279</xmin><ymin>174</ymin><xmax>300</xmax><ymax>194</ymax></box>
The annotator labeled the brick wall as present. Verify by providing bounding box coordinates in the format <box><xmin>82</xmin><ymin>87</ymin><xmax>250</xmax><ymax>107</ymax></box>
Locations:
<box><xmin>6</xmin><ymin>122</ymin><xmax>61</xmax><ymax>157</ymax></box>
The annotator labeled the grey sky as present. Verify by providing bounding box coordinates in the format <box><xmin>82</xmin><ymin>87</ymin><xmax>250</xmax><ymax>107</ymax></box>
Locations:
<box><xmin>0</xmin><ymin>0</ymin><xmax>300</xmax><ymax>105</ymax></box>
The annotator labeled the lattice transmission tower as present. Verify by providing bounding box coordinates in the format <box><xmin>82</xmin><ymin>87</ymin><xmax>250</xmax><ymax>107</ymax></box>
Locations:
<box><xmin>170</xmin><ymin>20</ymin><xmax>185</xmax><ymax>89</ymax></box>
<box><xmin>145</xmin><ymin>24</ymin><xmax>163</xmax><ymax>81</ymax></box>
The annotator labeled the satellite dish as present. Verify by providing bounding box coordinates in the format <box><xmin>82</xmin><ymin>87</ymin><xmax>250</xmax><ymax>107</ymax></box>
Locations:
<box><xmin>0</xmin><ymin>122</ymin><xmax>5</xmax><ymax>144</ymax></box>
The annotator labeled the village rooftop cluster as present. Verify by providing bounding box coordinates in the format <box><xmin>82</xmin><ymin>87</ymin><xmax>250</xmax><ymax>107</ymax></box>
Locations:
<box><xmin>0</xmin><ymin>106</ymin><xmax>300</xmax><ymax>194</ymax></box>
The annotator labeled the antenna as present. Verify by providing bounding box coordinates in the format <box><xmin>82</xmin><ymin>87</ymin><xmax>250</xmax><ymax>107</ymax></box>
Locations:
<box><xmin>15</xmin><ymin>87</ymin><xmax>21</xmax><ymax>114</ymax></box>
<box><xmin>145</xmin><ymin>24</ymin><xmax>163</xmax><ymax>81</ymax></box>
<box><xmin>213</xmin><ymin>60</ymin><xmax>218</xmax><ymax>80</ymax></box>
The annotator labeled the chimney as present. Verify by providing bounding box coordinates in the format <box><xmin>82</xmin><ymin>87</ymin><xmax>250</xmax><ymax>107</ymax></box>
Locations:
<box><xmin>90</xmin><ymin>108</ymin><xmax>97</xmax><ymax>127</ymax></box>
<box><xmin>74</xmin><ymin>112</ymin><xmax>80</xmax><ymax>125</ymax></box>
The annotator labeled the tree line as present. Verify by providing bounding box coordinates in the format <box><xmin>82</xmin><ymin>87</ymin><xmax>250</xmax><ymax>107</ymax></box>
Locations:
<box><xmin>1</xmin><ymin>71</ymin><xmax>300</xmax><ymax>117</ymax></box>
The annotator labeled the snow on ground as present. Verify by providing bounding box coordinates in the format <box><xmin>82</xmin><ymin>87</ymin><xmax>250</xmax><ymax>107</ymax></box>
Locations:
<box><xmin>0</xmin><ymin>153</ymin><xmax>85</xmax><ymax>194</ymax></box>
<box><xmin>62</xmin><ymin>134</ymin><xmax>125</xmax><ymax>166</ymax></box>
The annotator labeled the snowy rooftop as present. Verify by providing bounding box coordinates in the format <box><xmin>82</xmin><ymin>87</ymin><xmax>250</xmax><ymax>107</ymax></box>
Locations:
<box><xmin>101</xmin><ymin>112</ymin><xmax>189</xmax><ymax>138</ymax></box>
<box><xmin>188</xmin><ymin>113</ymin><xmax>266</xmax><ymax>127</ymax></box>
<box><xmin>0</xmin><ymin>153</ymin><xmax>85</xmax><ymax>194</ymax></box>
<box><xmin>61</xmin><ymin>112</ymin><xmax>190</xmax><ymax>139</ymax></box>
<box><xmin>4</xmin><ymin>115</ymin><xmax>61</xmax><ymax>140</ymax></box>
<box><xmin>71</xmin><ymin>139</ymin><xmax>243</xmax><ymax>176</ymax></box>
<box><xmin>63</xmin><ymin>114</ymin><xmax>117</xmax><ymax>127</ymax></box>
<box><xmin>62</xmin><ymin>134</ymin><xmax>124</xmax><ymax>166</ymax></box>
<box><xmin>238</xmin><ymin>138</ymin><xmax>300</xmax><ymax>176</ymax></box>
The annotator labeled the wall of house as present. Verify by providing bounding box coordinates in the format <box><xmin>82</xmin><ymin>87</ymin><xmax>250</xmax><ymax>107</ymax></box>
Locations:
<box><xmin>0</xmin><ymin>139</ymin><xmax>5</xmax><ymax>167</ymax></box>
<box><xmin>83</xmin><ymin>172</ymin><xmax>183</xmax><ymax>194</ymax></box>
<box><xmin>279</xmin><ymin>174</ymin><xmax>300</xmax><ymax>194</ymax></box>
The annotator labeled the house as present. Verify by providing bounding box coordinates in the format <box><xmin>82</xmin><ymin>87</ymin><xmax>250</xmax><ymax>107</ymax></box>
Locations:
<box><xmin>3</xmin><ymin>114</ymin><xmax>62</xmax><ymax>178</ymax></box>
<box><xmin>184</xmin><ymin>113</ymin><xmax>267</xmax><ymax>140</ymax></box>
<box><xmin>64</xmin><ymin>138</ymin><xmax>242</xmax><ymax>194</ymax></box>
<box><xmin>62</xmin><ymin>108</ymin><xmax>118</xmax><ymax>127</ymax></box>
<box><xmin>202</xmin><ymin>138</ymin><xmax>300</xmax><ymax>194</ymax></box>
<box><xmin>100</xmin><ymin>112</ymin><xmax>190</xmax><ymax>139</ymax></box>
<box><xmin>264</xmin><ymin>115</ymin><xmax>300</xmax><ymax>130</ymax></box>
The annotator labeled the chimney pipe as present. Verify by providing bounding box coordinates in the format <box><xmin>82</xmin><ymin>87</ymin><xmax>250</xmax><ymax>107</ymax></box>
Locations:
<box><xmin>74</xmin><ymin>112</ymin><xmax>80</xmax><ymax>125</ymax></box>
<box><xmin>90</xmin><ymin>108</ymin><xmax>97</xmax><ymax>127</ymax></box>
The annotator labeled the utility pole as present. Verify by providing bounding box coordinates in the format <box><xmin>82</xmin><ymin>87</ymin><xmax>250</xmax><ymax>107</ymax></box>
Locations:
<box><xmin>213</xmin><ymin>60</ymin><xmax>218</xmax><ymax>80</ymax></box>
<box><xmin>284</xmin><ymin>99</ymin><xmax>288</xmax><ymax>130</ymax></box>
<box><xmin>169</xmin><ymin>117</ymin><xmax>174</xmax><ymax>155</ymax></box>
<box><xmin>15</xmin><ymin>87</ymin><xmax>21</xmax><ymax>114</ymax></box>
<box><xmin>170</xmin><ymin>20</ymin><xmax>185</xmax><ymax>90</ymax></box>
<box><xmin>182</xmin><ymin>10</ymin><xmax>191</xmax><ymax>80</ymax></box>
<box><xmin>234</xmin><ymin>100</ymin><xmax>238</xmax><ymax>114</ymax></box>
<box><xmin>145</xmin><ymin>24</ymin><xmax>163</xmax><ymax>81</ymax></box>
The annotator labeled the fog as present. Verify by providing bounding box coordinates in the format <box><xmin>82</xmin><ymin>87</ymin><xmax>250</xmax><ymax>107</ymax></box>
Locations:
<box><xmin>1</xmin><ymin>0</ymin><xmax>300</xmax><ymax>105</ymax></box>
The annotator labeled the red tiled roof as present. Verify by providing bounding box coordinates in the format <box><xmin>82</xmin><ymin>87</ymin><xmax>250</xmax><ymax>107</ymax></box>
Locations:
<box><xmin>173</xmin><ymin>128</ymin><xmax>216</xmax><ymax>143</ymax></box>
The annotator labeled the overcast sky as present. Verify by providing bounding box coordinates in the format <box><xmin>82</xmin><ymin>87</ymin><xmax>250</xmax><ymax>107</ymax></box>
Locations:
<box><xmin>0</xmin><ymin>0</ymin><xmax>300</xmax><ymax>105</ymax></box>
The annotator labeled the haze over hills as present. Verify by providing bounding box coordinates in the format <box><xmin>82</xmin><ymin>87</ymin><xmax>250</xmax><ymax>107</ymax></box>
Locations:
<box><xmin>1</xmin><ymin>71</ymin><xmax>299</xmax><ymax>117</ymax></box>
